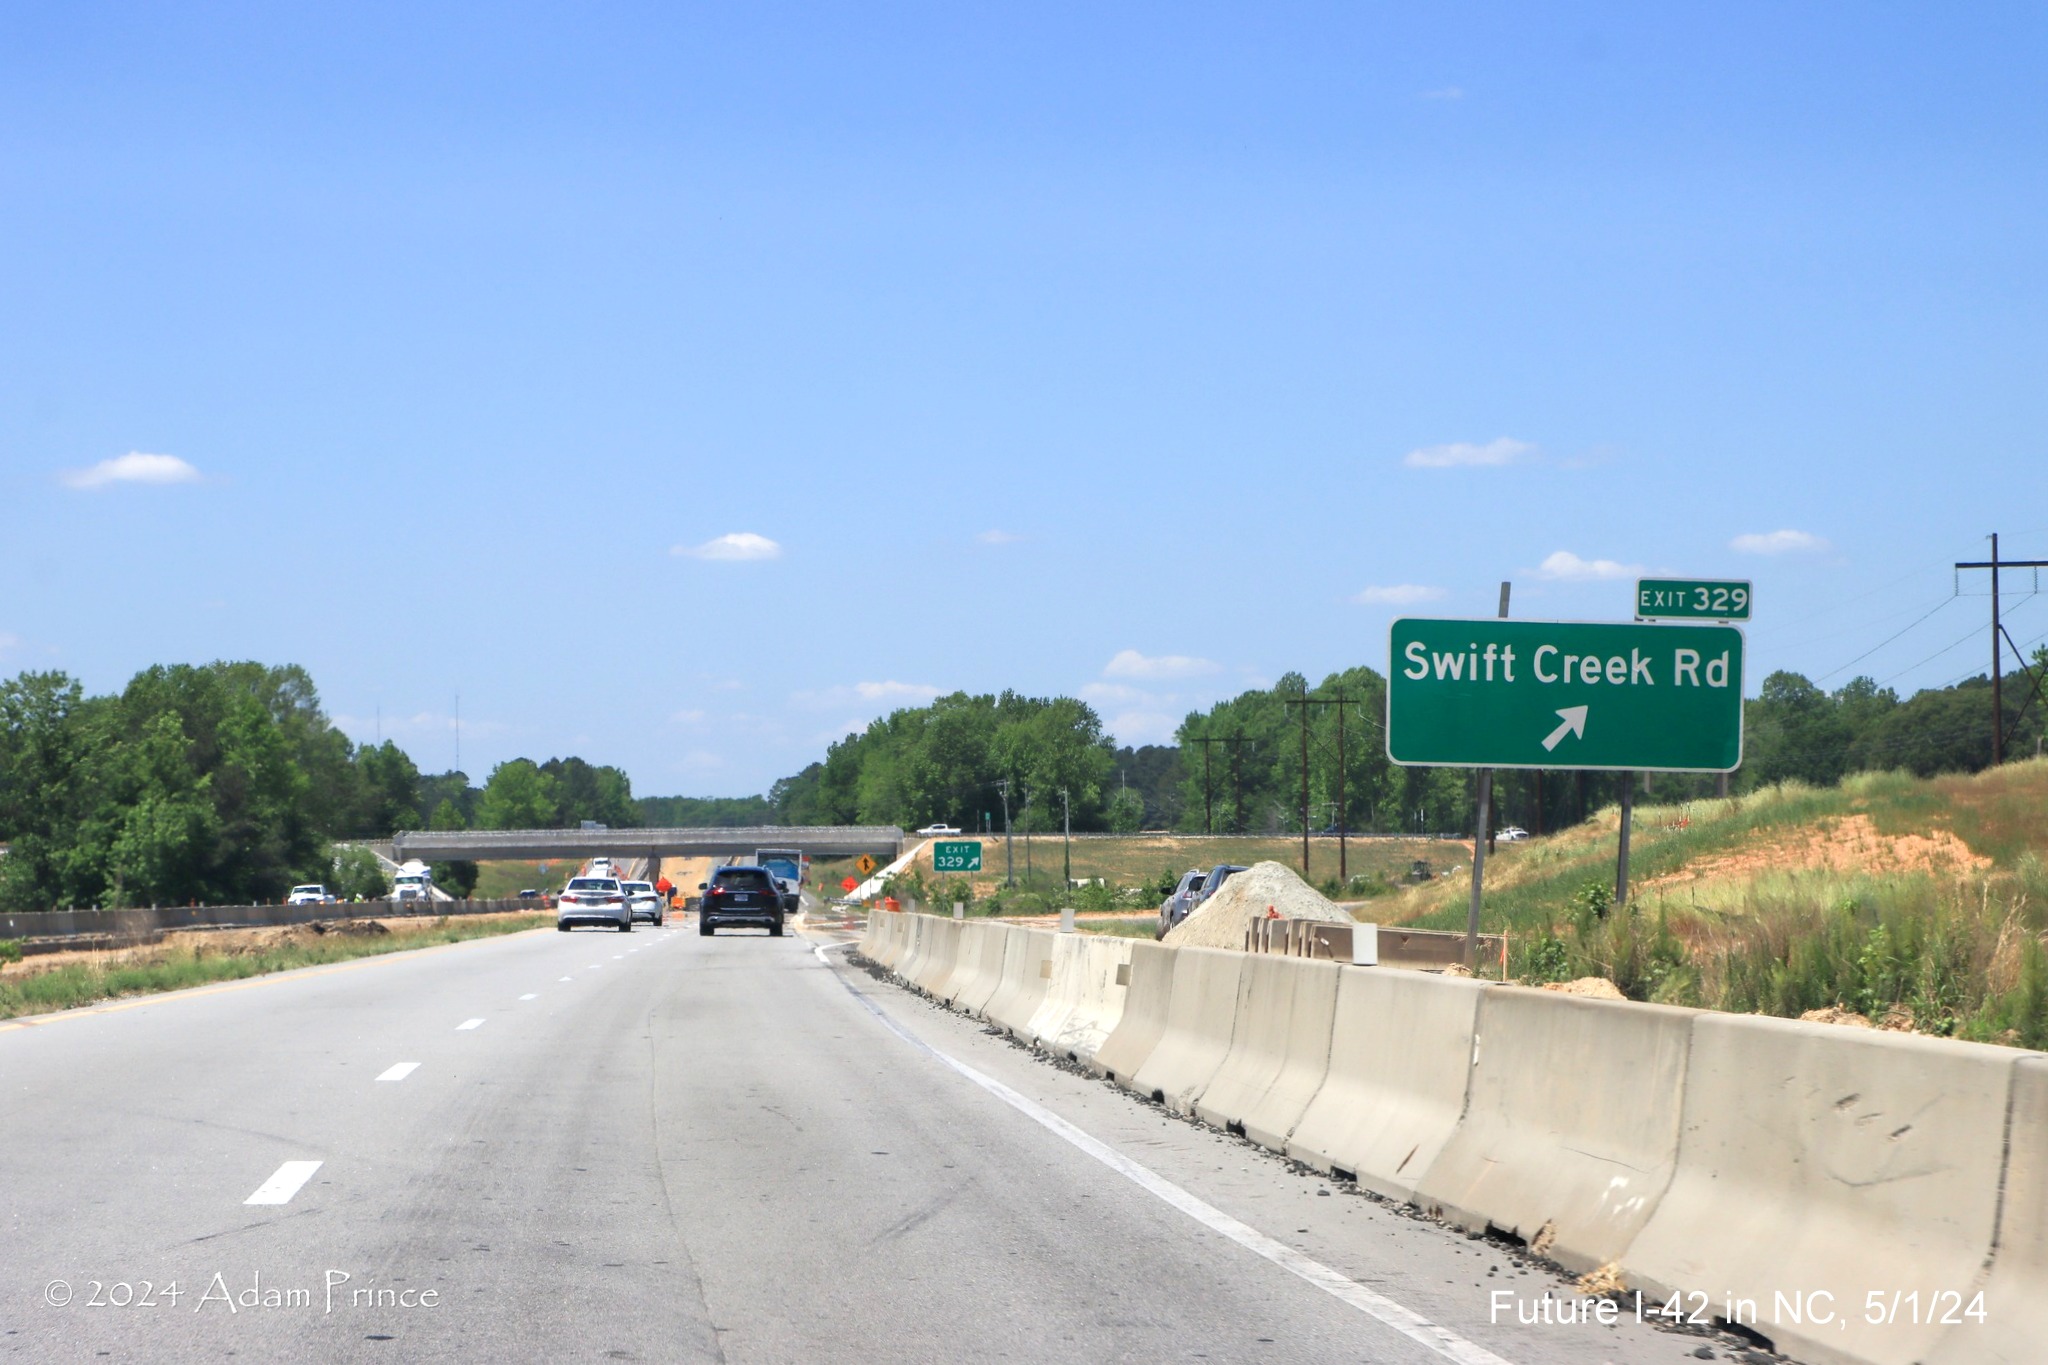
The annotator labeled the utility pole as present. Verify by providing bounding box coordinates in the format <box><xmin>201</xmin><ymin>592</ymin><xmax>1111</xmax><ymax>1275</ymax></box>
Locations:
<box><xmin>1282</xmin><ymin>689</ymin><xmax>1358</xmax><ymax>883</ymax></box>
<box><xmin>1060</xmin><ymin>789</ymin><xmax>1071</xmax><ymax>888</ymax></box>
<box><xmin>1466</xmin><ymin>581</ymin><xmax>1510</xmax><ymax>971</ymax></box>
<box><xmin>1299</xmin><ymin>681</ymin><xmax>1311</xmax><ymax>876</ymax></box>
<box><xmin>997</xmin><ymin>780</ymin><xmax>1014</xmax><ymax>887</ymax></box>
<box><xmin>1955</xmin><ymin>535</ymin><xmax>2048</xmax><ymax>766</ymax></box>
<box><xmin>1336</xmin><ymin>698</ymin><xmax>1347</xmax><ymax>883</ymax></box>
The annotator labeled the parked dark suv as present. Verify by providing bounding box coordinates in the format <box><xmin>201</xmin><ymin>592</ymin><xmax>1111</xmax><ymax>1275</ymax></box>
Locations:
<box><xmin>698</xmin><ymin>866</ymin><xmax>786</xmax><ymax>937</ymax></box>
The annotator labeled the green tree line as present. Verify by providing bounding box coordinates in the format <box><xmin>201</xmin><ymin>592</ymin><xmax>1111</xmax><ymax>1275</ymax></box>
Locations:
<box><xmin>769</xmin><ymin>690</ymin><xmax>1119</xmax><ymax>833</ymax></box>
<box><xmin>0</xmin><ymin>664</ymin><xmax>640</xmax><ymax>911</ymax></box>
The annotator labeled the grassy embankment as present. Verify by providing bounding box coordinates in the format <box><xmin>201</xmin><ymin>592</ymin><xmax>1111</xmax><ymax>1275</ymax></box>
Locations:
<box><xmin>0</xmin><ymin>913</ymin><xmax>549</xmax><ymax>1022</ymax></box>
<box><xmin>1389</xmin><ymin>760</ymin><xmax>2048</xmax><ymax>1046</ymax></box>
<box><xmin>811</xmin><ymin>833</ymin><xmax>1455</xmax><ymax>915</ymax></box>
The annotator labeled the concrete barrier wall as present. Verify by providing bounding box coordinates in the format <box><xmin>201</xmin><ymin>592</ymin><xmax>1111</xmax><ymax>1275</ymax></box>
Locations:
<box><xmin>1038</xmin><ymin>935</ymin><xmax>1136</xmax><ymax>1066</ymax></box>
<box><xmin>1192</xmin><ymin>955</ymin><xmax>1341</xmax><ymax>1152</ymax></box>
<box><xmin>1128</xmin><ymin>947</ymin><xmax>1246</xmax><ymax>1113</ymax></box>
<box><xmin>1414</xmin><ymin>988</ymin><xmax>1697</xmax><ymax>1274</ymax></box>
<box><xmin>909</xmin><ymin>917</ymin><xmax>962</xmax><ymax>997</ymax></box>
<box><xmin>950</xmin><ymin>923</ymin><xmax>1015</xmax><ymax>1017</ymax></box>
<box><xmin>879</xmin><ymin>912</ymin><xmax>910</xmax><ymax>968</ymax></box>
<box><xmin>1024</xmin><ymin>934</ymin><xmax>1092</xmax><ymax>1049</ymax></box>
<box><xmin>1624</xmin><ymin>1014</ymin><xmax>2022</xmax><ymax>1365</ymax></box>
<box><xmin>1285</xmin><ymin>969</ymin><xmax>1490</xmax><ymax>1202</ymax></box>
<box><xmin>983</xmin><ymin>928</ymin><xmax>1058</xmax><ymax>1038</ymax></box>
<box><xmin>1089</xmin><ymin>941</ymin><xmax>1174</xmax><ymax>1081</ymax></box>
<box><xmin>895</xmin><ymin>914</ymin><xmax>928</xmax><ymax>980</ymax></box>
<box><xmin>1928</xmin><ymin>1053</ymin><xmax>2048</xmax><ymax>1365</ymax></box>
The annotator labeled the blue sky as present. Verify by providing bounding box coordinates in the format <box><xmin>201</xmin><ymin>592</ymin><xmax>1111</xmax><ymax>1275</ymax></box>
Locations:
<box><xmin>4</xmin><ymin>3</ymin><xmax>2045</xmax><ymax>797</ymax></box>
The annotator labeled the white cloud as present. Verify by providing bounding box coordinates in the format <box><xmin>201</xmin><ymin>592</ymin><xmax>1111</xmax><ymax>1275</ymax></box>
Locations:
<box><xmin>672</xmin><ymin>532</ymin><xmax>782</xmax><ymax>561</ymax></box>
<box><xmin>668</xmin><ymin>709</ymin><xmax>707</xmax><ymax>725</ymax></box>
<box><xmin>1080</xmin><ymin>682</ymin><xmax>1150</xmax><ymax>706</ymax></box>
<box><xmin>1103</xmin><ymin>649</ymin><xmax>1220</xmax><ymax>680</ymax></box>
<box><xmin>1107</xmin><ymin>711</ymin><xmax>1180</xmax><ymax>746</ymax></box>
<box><xmin>854</xmin><ymin>680</ymin><xmax>942</xmax><ymax>704</ymax></box>
<box><xmin>1403</xmin><ymin>437</ymin><xmax>1532</xmax><ymax>469</ymax></box>
<box><xmin>0</xmin><ymin>632</ymin><xmax>19</xmax><ymax>655</ymax></box>
<box><xmin>60</xmin><ymin>452</ymin><xmax>202</xmax><ymax>490</ymax></box>
<box><xmin>1731</xmin><ymin>528</ymin><xmax>1830</xmax><ymax>556</ymax></box>
<box><xmin>1534</xmin><ymin>550</ymin><xmax>1644</xmax><ymax>582</ymax></box>
<box><xmin>791</xmin><ymin>680</ymin><xmax>944</xmax><ymax>713</ymax></box>
<box><xmin>976</xmin><ymin>529</ymin><xmax>1023</xmax><ymax>545</ymax></box>
<box><xmin>1421</xmin><ymin>86</ymin><xmax>1464</xmax><ymax>101</ymax></box>
<box><xmin>1352</xmin><ymin>584</ymin><xmax>1446</xmax><ymax>607</ymax></box>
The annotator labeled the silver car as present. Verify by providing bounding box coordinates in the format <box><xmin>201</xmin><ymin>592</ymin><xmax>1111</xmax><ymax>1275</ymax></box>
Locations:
<box><xmin>1157</xmin><ymin>868</ymin><xmax>1207</xmax><ymax>938</ymax></box>
<box><xmin>622</xmin><ymin>879</ymin><xmax>666</xmax><ymax>925</ymax></box>
<box><xmin>557</xmin><ymin>876</ymin><xmax>632</xmax><ymax>932</ymax></box>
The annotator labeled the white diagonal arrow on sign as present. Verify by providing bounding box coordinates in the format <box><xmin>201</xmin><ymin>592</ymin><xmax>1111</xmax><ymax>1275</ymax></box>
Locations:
<box><xmin>1541</xmin><ymin>706</ymin><xmax>1589</xmax><ymax>752</ymax></box>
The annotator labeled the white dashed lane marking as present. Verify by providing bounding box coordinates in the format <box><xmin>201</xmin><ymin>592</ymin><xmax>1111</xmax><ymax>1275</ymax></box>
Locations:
<box><xmin>375</xmin><ymin>1062</ymin><xmax>420</xmax><ymax>1082</ymax></box>
<box><xmin>559</xmin><ymin>976</ymin><xmax>572</xmax><ymax>982</ymax></box>
<box><xmin>244</xmin><ymin>1161</ymin><xmax>323</xmax><ymax>1206</ymax></box>
<box><xmin>456</xmin><ymin>1018</ymin><xmax>484</xmax><ymax>1031</ymax></box>
<box><xmin>519</xmin><ymin>993</ymin><xmax>537</xmax><ymax>1001</ymax></box>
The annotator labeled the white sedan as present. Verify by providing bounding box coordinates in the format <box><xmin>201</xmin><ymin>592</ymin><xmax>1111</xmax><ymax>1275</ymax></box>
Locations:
<box><xmin>916</xmin><ymin>823</ymin><xmax>963</xmax><ymax>836</ymax></box>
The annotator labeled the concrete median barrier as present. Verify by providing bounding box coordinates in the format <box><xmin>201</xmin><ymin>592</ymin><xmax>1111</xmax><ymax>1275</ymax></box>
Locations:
<box><xmin>949</xmin><ymin>923</ymin><xmax>1015</xmax><ymax>1017</ymax></box>
<box><xmin>896</xmin><ymin>914</ymin><xmax>929</xmax><ymax>980</ymax></box>
<box><xmin>909</xmin><ymin>917</ymin><xmax>962</xmax><ymax>998</ymax></box>
<box><xmin>1090</xmin><ymin>942</ymin><xmax>1174</xmax><ymax>1081</ymax></box>
<box><xmin>861</xmin><ymin>911</ymin><xmax>892</xmax><ymax>965</ymax></box>
<box><xmin>983</xmin><ymin>928</ymin><xmax>1058</xmax><ymax>1038</ymax></box>
<box><xmin>1025</xmin><ymin>934</ymin><xmax>1092</xmax><ymax>1049</ymax></box>
<box><xmin>870</xmin><ymin>911</ymin><xmax>908</xmax><ymax>968</ymax></box>
<box><xmin>1036</xmin><ymin>935</ymin><xmax>1136</xmax><ymax>1066</ymax></box>
<box><xmin>1128</xmin><ymin>947</ymin><xmax>1246</xmax><ymax>1114</ymax></box>
<box><xmin>1927</xmin><ymin>1053</ymin><xmax>2048</xmax><ymax>1365</ymax></box>
<box><xmin>1414</xmin><ymin>987</ymin><xmax>1696</xmax><ymax>1274</ymax></box>
<box><xmin>1192</xmin><ymin>955</ymin><xmax>1340</xmax><ymax>1152</ymax></box>
<box><xmin>1285</xmin><ymin>969</ymin><xmax>1490</xmax><ymax>1202</ymax></box>
<box><xmin>1624</xmin><ymin>1014</ymin><xmax>2021</xmax><ymax>1365</ymax></box>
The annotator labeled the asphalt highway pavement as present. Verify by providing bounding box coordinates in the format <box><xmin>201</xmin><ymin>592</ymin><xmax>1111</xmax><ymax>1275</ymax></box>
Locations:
<box><xmin>0</xmin><ymin>920</ymin><xmax>1770</xmax><ymax>1363</ymax></box>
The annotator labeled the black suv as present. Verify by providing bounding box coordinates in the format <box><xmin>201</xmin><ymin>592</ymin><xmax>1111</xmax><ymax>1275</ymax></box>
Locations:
<box><xmin>698</xmin><ymin>866</ymin><xmax>786</xmax><ymax>937</ymax></box>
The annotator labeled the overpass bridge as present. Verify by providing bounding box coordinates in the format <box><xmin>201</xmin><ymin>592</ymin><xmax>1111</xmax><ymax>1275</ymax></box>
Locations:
<box><xmin>390</xmin><ymin>825</ymin><xmax>905</xmax><ymax>864</ymax></box>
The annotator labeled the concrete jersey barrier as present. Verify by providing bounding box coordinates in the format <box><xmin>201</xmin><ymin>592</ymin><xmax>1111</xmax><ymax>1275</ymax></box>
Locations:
<box><xmin>950</xmin><ymin>923</ymin><xmax>1015</xmax><ymax>1017</ymax></box>
<box><xmin>910</xmin><ymin>917</ymin><xmax>963</xmax><ymax>998</ymax></box>
<box><xmin>1128</xmin><ymin>947</ymin><xmax>1246</xmax><ymax>1114</ymax></box>
<box><xmin>983</xmin><ymin>928</ymin><xmax>1058</xmax><ymax>1038</ymax></box>
<box><xmin>1624</xmin><ymin>1014</ymin><xmax>2022</xmax><ymax>1365</ymax></box>
<box><xmin>1286</xmin><ymin>969</ymin><xmax>1491</xmax><ymax>1202</ymax></box>
<box><xmin>1192</xmin><ymin>955</ymin><xmax>1341</xmax><ymax>1152</ymax></box>
<box><xmin>1927</xmin><ymin>1052</ymin><xmax>2048</xmax><ymax>1365</ymax></box>
<box><xmin>896</xmin><ymin>914</ymin><xmax>929</xmax><ymax>981</ymax></box>
<box><xmin>1089</xmin><ymin>941</ymin><xmax>1175</xmax><ymax>1081</ymax></box>
<box><xmin>1024</xmin><ymin>934</ymin><xmax>1093</xmax><ymax>1050</ymax></box>
<box><xmin>1035</xmin><ymin>935</ymin><xmax>1136</xmax><ymax>1066</ymax></box>
<box><xmin>1415</xmin><ymin>987</ymin><xmax>1697</xmax><ymax>1274</ymax></box>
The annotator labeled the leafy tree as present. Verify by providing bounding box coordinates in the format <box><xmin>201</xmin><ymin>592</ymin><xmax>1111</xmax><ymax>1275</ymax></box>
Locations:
<box><xmin>541</xmin><ymin>756</ymin><xmax>638</xmax><ymax>828</ymax></box>
<box><xmin>1105</xmin><ymin>786</ymin><xmax>1146</xmax><ymax>833</ymax></box>
<box><xmin>333</xmin><ymin>846</ymin><xmax>391</xmax><ymax>900</ymax></box>
<box><xmin>477</xmin><ymin>759</ymin><xmax>558</xmax><ymax>829</ymax></box>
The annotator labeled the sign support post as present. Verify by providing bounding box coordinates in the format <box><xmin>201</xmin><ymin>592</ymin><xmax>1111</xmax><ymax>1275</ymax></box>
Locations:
<box><xmin>1615</xmin><ymin>773</ymin><xmax>1635</xmax><ymax>910</ymax></box>
<box><xmin>1466</xmin><ymin>582</ymin><xmax>1510</xmax><ymax>971</ymax></box>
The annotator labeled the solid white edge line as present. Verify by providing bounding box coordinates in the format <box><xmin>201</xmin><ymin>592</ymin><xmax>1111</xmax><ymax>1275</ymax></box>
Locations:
<box><xmin>244</xmin><ymin>1160</ymin><xmax>323</xmax><ymax>1205</ymax></box>
<box><xmin>456</xmin><ymin>1018</ymin><xmax>484</xmax><ymax>1030</ymax></box>
<box><xmin>375</xmin><ymin>1062</ymin><xmax>420</xmax><ymax>1082</ymax></box>
<box><xmin>817</xmin><ymin>942</ymin><xmax>1517</xmax><ymax>1365</ymax></box>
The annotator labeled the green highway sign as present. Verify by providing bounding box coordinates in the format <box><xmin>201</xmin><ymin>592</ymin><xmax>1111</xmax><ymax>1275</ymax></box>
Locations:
<box><xmin>933</xmin><ymin>840</ymin><xmax>984</xmax><ymax>872</ymax></box>
<box><xmin>1387</xmin><ymin>618</ymin><xmax>1744</xmax><ymax>772</ymax></box>
<box><xmin>1636</xmin><ymin>578</ymin><xmax>1752</xmax><ymax>621</ymax></box>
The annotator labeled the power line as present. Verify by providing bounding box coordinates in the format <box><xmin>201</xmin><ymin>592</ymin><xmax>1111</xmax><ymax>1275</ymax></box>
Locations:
<box><xmin>1813</xmin><ymin>594</ymin><xmax>1961</xmax><ymax>683</ymax></box>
